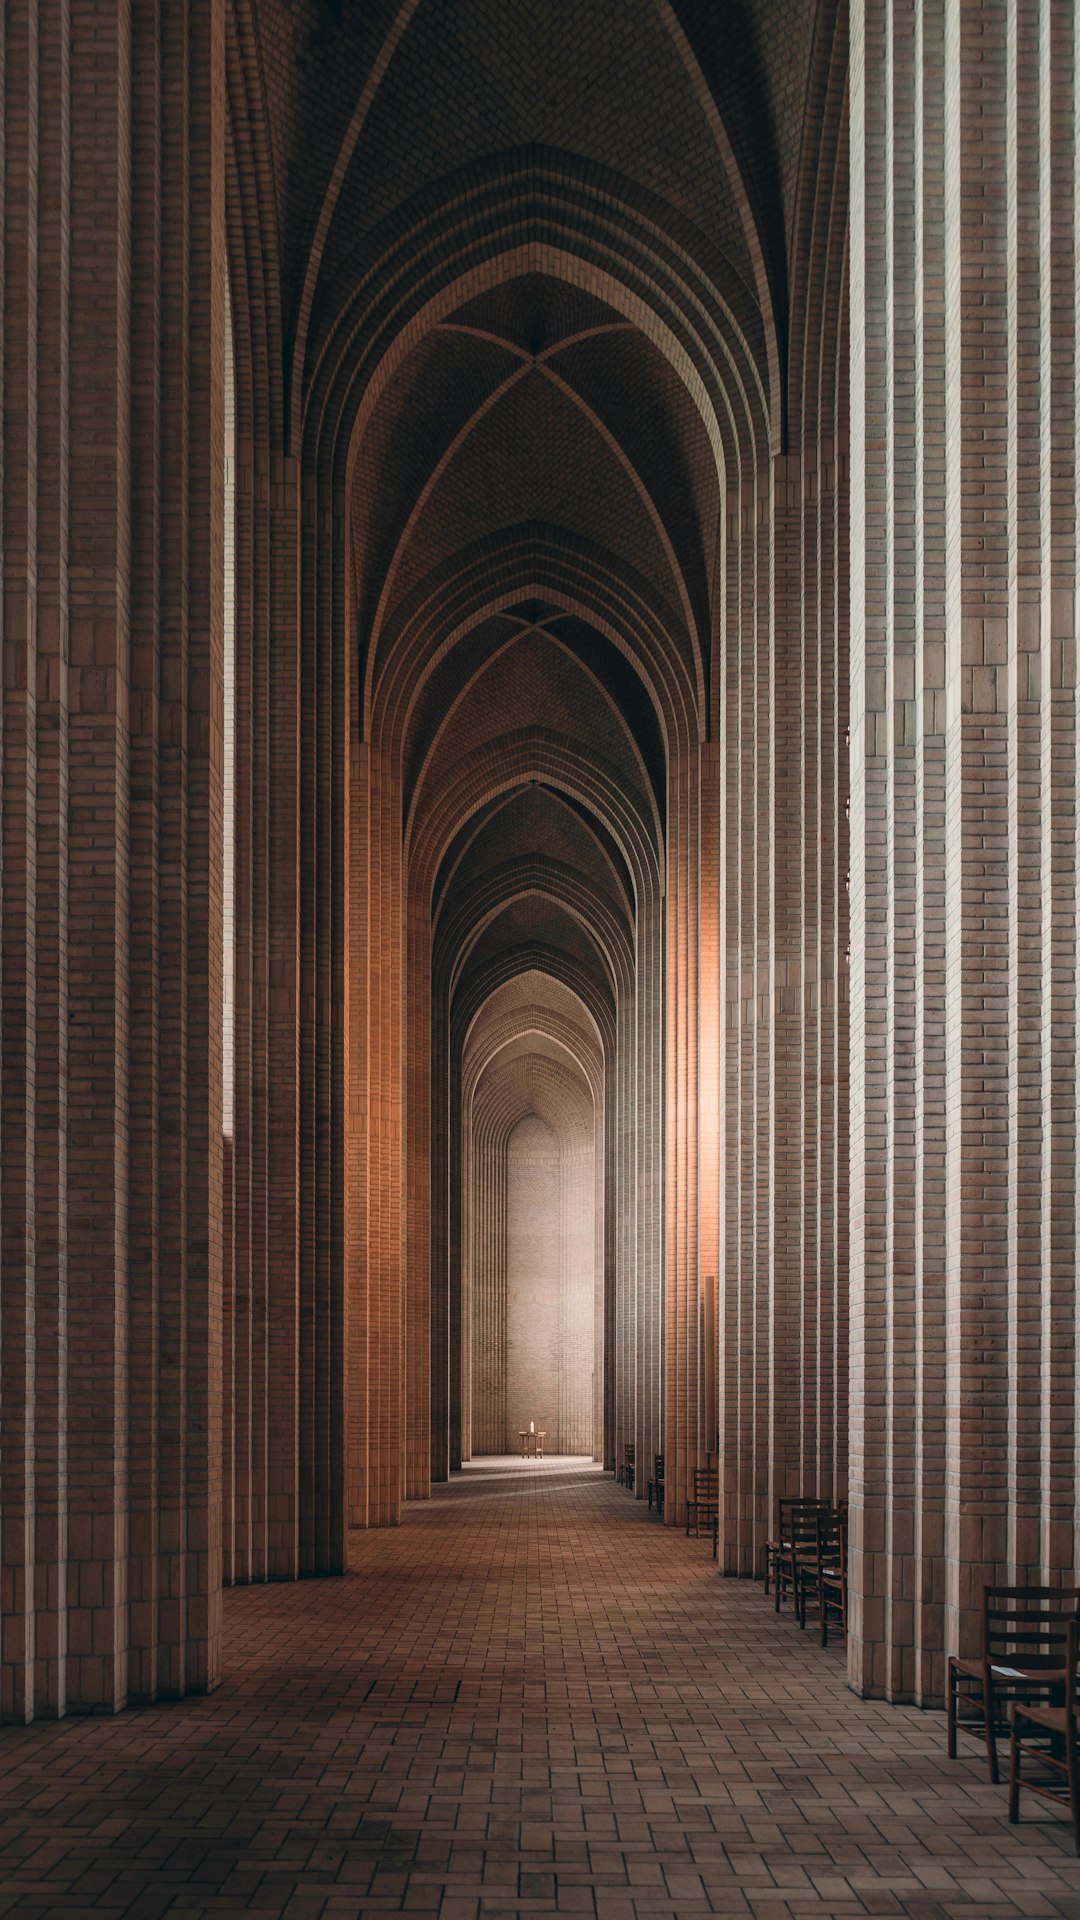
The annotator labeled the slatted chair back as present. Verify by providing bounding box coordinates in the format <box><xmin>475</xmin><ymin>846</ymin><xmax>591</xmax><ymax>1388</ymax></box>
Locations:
<box><xmin>781</xmin><ymin>1497</ymin><xmax>825</xmax><ymax>1553</ymax></box>
<box><xmin>799</xmin><ymin>1505</ymin><xmax>841</xmax><ymax>1643</ymax></box>
<box><xmin>984</xmin><ymin>1585</ymin><xmax>1080</xmax><ymax>1675</ymax></box>
<box><xmin>773</xmin><ymin>1497</ymin><xmax>828</xmax><ymax>1613</ymax></box>
<box><xmin>623</xmin><ymin>1442</ymin><xmax>636</xmax><ymax>1493</ymax></box>
<box><xmin>685</xmin><ymin>1460</ymin><xmax>719</xmax><ymax>1536</ymax></box>
<box><xmin>818</xmin><ymin>1509</ymin><xmax>849</xmax><ymax>1644</ymax></box>
<box><xmin>815</xmin><ymin>1506</ymin><xmax>843</xmax><ymax>1562</ymax></box>
<box><xmin>765</xmin><ymin>1495</ymin><xmax>825</xmax><ymax>1593</ymax></box>
<box><xmin>647</xmin><ymin>1454</ymin><xmax>665</xmax><ymax>1513</ymax></box>
<box><xmin>1053</xmin><ymin>1616</ymin><xmax>1080</xmax><ymax>1744</ymax></box>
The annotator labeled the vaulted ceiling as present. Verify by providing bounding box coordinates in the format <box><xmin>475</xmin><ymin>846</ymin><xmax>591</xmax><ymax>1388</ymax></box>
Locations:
<box><xmin>232</xmin><ymin>0</ymin><xmax>840</xmax><ymax>1095</ymax></box>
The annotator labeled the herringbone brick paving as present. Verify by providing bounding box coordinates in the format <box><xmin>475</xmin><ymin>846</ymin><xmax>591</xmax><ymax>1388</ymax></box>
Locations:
<box><xmin>0</xmin><ymin>1459</ymin><xmax>1076</xmax><ymax>1918</ymax></box>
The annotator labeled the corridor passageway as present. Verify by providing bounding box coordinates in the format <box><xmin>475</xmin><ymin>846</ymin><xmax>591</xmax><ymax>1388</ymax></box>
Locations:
<box><xmin>1</xmin><ymin>1462</ymin><xmax>1077</xmax><ymax>1919</ymax></box>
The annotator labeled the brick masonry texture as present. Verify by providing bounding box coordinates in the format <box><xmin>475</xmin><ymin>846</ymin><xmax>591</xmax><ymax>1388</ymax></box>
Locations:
<box><xmin>1</xmin><ymin>0</ymin><xmax>1077</xmax><ymax>1751</ymax></box>
<box><xmin>849</xmin><ymin>0</ymin><xmax>1080</xmax><ymax>1703</ymax></box>
<box><xmin>1</xmin><ymin>0</ymin><xmax>227</xmax><ymax>1720</ymax></box>
<box><xmin>1</xmin><ymin>1460</ymin><xmax>1077</xmax><ymax>1917</ymax></box>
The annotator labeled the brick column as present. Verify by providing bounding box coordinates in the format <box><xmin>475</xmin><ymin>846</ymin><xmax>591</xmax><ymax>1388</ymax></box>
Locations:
<box><xmin>0</xmin><ymin>0</ymin><xmax>227</xmax><ymax>1720</ymax></box>
<box><xmin>850</xmin><ymin>0</ymin><xmax>1080</xmax><ymax>1703</ymax></box>
<box><xmin>32</xmin><ymin>0</ymin><xmax>71</xmax><ymax>1721</ymax></box>
<box><xmin>2</xmin><ymin>0</ymin><xmax>42</xmax><ymax>1725</ymax></box>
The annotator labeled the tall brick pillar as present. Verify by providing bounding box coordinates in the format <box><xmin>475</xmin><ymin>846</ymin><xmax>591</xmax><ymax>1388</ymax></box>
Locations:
<box><xmin>851</xmin><ymin>0</ymin><xmax>1080</xmax><ymax>1703</ymax></box>
<box><xmin>0</xmin><ymin>0</ymin><xmax>227</xmax><ymax>1721</ymax></box>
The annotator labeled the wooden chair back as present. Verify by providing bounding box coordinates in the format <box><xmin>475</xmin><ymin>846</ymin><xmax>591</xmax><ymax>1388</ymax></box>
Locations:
<box><xmin>779</xmin><ymin>1496</ymin><xmax>825</xmax><ymax>1552</ymax></box>
<box><xmin>1066</xmin><ymin>1617</ymin><xmax>1080</xmax><ymax>1730</ymax></box>
<box><xmin>815</xmin><ymin>1506</ymin><xmax>844</xmax><ymax>1560</ymax></box>
<box><xmin>984</xmin><ymin>1585</ymin><xmax>1080</xmax><ymax>1678</ymax></box>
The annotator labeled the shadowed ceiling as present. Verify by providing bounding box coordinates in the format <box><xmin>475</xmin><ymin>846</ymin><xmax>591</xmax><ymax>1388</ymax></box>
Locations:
<box><xmin>235</xmin><ymin>0</ymin><xmax>835</xmax><ymax>1083</ymax></box>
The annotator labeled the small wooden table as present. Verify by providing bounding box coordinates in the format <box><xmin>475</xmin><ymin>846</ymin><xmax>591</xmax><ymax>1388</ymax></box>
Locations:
<box><xmin>519</xmin><ymin>1430</ymin><xmax>545</xmax><ymax>1459</ymax></box>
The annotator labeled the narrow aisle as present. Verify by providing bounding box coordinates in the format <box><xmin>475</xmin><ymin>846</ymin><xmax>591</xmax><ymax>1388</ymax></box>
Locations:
<box><xmin>0</xmin><ymin>1460</ymin><xmax>1077</xmax><ymax>1918</ymax></box>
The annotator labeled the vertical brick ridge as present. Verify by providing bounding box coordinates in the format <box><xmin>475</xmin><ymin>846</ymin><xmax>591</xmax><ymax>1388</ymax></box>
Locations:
<box><xmin>181</xmin><ymin>0</ymin><xmax>226</xmax><ymax>1693</ymax></box>
<box><xmin>1037</xmin><ymin>0</ymin><xmax>1077</xmax><ymax>1585</ymax></box>
<box><xmin>266</xmin><ymin>453</ymin><xmax>300</xmax><ymax>1577</ymax></box>
<box><xmin>32</xmin><ymin>0</ymin><xmax>71</xmax><ymax>1723</ymax></box>
<box><xmin>66</xmin><ymin>0</ymin><xmax>134</xmax><ymax>1716</ymax></box>
<box><xmin>127</xmin><ymin>0</ymin><xmax>162</xmax><ymax>1705</ymax></box>
<box><xmin>2</xmin><ymin>0</ymin><xmax>40</xmax><ymax>1728</ymax></box>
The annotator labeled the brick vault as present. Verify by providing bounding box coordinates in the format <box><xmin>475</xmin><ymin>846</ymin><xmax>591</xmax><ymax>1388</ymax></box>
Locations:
<box><xmin>0</xmin><ymin>0</ymin><xmax>1077</xmax><ymax>1728</ymax></box>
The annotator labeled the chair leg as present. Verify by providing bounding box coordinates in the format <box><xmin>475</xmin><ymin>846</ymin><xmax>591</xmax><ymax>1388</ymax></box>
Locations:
<box><xmin>983</xmin><ymin>1679</ymin><xmax>1000</xmax><ymax>1786</ymax></box>
<box><xmin>1007</xmin><ymin>1710</ymin><xmax>1021</xmax><ymax>1825</ymax></box>
<box><xmin>946</xmin><ymin>1666</ymin><xmax>956</xmax><ymax>1760</ymax></box>
<box><xmin>1067</xmin><ymin>1718</ymin><xmax>1080</xmax><ymax>1855</ymax></box>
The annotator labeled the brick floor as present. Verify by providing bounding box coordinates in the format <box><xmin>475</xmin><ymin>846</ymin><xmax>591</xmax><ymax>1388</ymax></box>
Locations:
<box><xmin>1</xmin><ymin>1459</ymin><xmax>1078</xmax><ymax>1918</ymax></box>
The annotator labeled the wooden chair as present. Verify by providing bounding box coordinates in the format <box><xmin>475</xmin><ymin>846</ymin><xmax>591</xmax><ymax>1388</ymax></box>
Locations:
<box><xmin>818</xmin><ymin>1511</ymin><xmax>848</xmax><ymax>1646</ymax></box>
<box><xmin>1009</xmin><ymin>1616</ymin><xmax>1080</xmax><ymax>1852</ymax></box>
<box><xmin>797</xmin><ymin>1508</ymin><xmax>847</xmax><ymax>1644</ymax></box>
<box><xmin>764</xmin><ymin>1496</ymin><xmax>828</xmax><ymax>1597</ymax></box>
<box><xmin>622</xmin><ymin>1443</ymin><xmax>635</xmax><ymax>1494</ymax></box>
<box><xmin>948</xmin><ymin>1584</ymin><xmax>1080</xmax><ymax>1785</ymax></box>
<box><xmin>685</xmin><ymin>1459</ymin><xmax>718</xmax><ymax>1538</ymax></box>
<box><xmin>647</xmin><ymin>1454</ymin><xmax>665</xmax><ymax>1515</ymax></box>
<box><xmin>772</xmin><ymin>1499</ymin><xmax>825</xmax><ymax>1614</ymax></box>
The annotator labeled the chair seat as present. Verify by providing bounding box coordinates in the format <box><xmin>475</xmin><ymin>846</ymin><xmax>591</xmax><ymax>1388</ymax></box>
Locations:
<box><xmin>1015</xmin><ymin>1701</ymin><xmax>1068</xmax><ymax>1735</ymax></box>
<box><xmin>951</xmin><ymin>1654</ymin><xmax>1068</xmax><ymax>1685</ymax></box>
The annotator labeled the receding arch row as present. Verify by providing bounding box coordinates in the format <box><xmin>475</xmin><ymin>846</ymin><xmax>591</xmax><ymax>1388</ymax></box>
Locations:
<box><xmin>453</xmin><ymin>947</ymin><xmax>618</xmax><ymax>1063</ymax></box>
<box><xmin>306</xmin><ymin>170</ymin><xmax>775</xmax><ymax>494</ymax></box>
<box><xmin>360</xmin><ymin>326</ymin><xmax>705</xmax><ymax>659</ymax></box>
<box><xmin>435</xmin><ymin>783</ymin><xmax>635</xmax><ymax>931</ymax></box>
<box><xmin>409</xmin><ymin>729</ymin><xmax>664</xmax><ymax>908</ymax></box>
<box><xmin>297</xmin><ymin>105</ymin><xmax>776</xmax><ymax>456</ymax></box>
<box><xmin>462</xmin><ymin>981</ymin><xmax>606</xmax><ymax>1462</ymax></box>
<box><xmin>409</xmin><ymin>627</ymin><xmax>664</xmax><ymax>860</ymax></box>
<box><xmin>465</xmin><ymin>1018</ymin><xmax>605</xmax><ymax>1115</ymax></box>
<box><xmin>440</xmin><ymin>866</ymin><xmax>634</xmax><ymax>1009</ymax></box>
<box><xmin>368</xmin><ymin>525</ymin><xmax>702</xmax><ymax>766</ymax></box>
